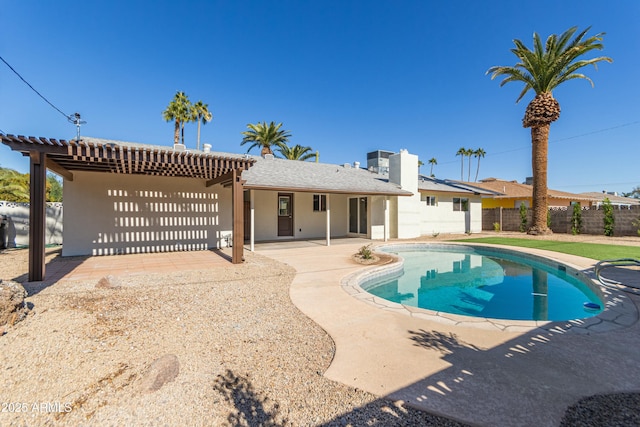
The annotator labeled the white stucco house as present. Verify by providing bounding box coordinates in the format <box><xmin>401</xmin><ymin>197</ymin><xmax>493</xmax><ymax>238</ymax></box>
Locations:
<box><xmin>1</xmin><ymin>134</ymin><xmax>489</xmax><ymax>280</ymax></box>
<box><xmin>63</xmin><ymin>141</ymin><xmax>488</xmax><ymax>255</ymax></box>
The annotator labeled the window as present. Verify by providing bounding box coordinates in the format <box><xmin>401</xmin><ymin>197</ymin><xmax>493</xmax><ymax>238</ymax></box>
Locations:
<box><xmin>313</xmin><ymin>194</ymin><xmax>327</xmax><ymax>212</ymax></box>
<box><xmin>453</xmin><ymin>198</ymin><xmax>469</xmax><ymax>212</ymax></box>
<box><xmin>421</xmin><ymin>194</ymin><xmax>437</xmax><ymax>206</ymax></box>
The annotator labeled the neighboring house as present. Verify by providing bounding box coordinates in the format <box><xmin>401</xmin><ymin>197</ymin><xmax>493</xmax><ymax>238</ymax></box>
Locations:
<box><xmin>579</xmin><ymin>192</ymin><xmax>640</xmax><ymax>208</ymax></box>
<box><xmin>458</xmin><ymin>178</ymin><xmax>597</xmax><ymax>209</ymax></box>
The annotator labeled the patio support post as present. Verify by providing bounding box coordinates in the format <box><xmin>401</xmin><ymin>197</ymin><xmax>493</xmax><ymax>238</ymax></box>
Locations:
<box><xmin>231</xmin><ymin>168</ymin><xmax>245</xmax><ymax>263</ymax></box>
<box><xmin>29</xmin><ymin>150</ymin><xmax>47</xmax><ymax>281</ymax></box>
<box><xmin>250</xmin><ymin>190</ymin><xmax>255</xmax><ymax>252</ymax></box>
<box><xmin>325</xmin><ymin>193</ymin><xmax>331</xmax><ymax>246</ymax></box>
<box><xmin>384</xmin><ymin>196</ymin><xmax>389</xmax><ymax>242</ymax></box>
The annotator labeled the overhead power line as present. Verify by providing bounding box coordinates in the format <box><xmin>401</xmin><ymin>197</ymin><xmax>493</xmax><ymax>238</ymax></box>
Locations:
<box><xmin>1</xmin><ymin>54</ymin><xmax>72</xmax><ymax>120</ymax></box>
<box><xmin>0</xmin><ymin>54</ymin><xmax>87</xmax><ymax>138</ymax></box>
<box><xmin>436</xmin><ymin>120</ymin><xmax>640</xmax><ymax>165</ymax></box>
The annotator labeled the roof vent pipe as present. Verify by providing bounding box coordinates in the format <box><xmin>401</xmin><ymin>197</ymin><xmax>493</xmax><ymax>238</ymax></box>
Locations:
<box><xmin>353</xmin><ymin>161</ymin><xmax>360</xmax><ymax>169</ymax></box>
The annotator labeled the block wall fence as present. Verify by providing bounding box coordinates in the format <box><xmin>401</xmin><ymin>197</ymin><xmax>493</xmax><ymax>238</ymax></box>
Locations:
<box><xmin>0</xmin><ymin>200</ymin><xmax>64</xmax><ymax>248</ymax></box>
<box><xmin>483</xmin><ymin>205</ymin><xmax>640</xmax><ymax>237</ymax></box>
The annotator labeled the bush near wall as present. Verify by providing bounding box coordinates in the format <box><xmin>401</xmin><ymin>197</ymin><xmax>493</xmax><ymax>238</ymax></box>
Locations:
<box><xmin>483</xmin><ymin>205</ymin><xmax>640</xmax><ymax>236</ymax></box>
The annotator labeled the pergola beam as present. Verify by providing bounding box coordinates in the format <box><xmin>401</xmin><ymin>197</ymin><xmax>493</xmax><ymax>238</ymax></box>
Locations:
<box><xmin>205</xmin><ymin>170</ymin><xmax>234</xmax><ymax>187</ymax></box>
<box><xmin>46</xmin><ymin>158</ymin><xmax>74</xmax><ymax>181</ymax></box>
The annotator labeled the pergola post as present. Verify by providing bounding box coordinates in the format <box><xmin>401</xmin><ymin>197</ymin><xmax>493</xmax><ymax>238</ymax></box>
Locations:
<box><xmin>231</xmin><ymin>168</ymin><xmax>245</xmax><ymax>263</ymax></box>
<box><xmin>29</xmin><ymin>151</ymin><xmax>47</xmax><ymax>281</ymax></box>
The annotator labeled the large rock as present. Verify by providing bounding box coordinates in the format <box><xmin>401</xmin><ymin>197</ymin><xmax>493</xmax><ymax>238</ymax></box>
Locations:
<box><xmin>0</xmin><ymin>280</ymin><xmax>29</xmax><ymax>328</ymax></box>
<box><xmin>138</xmin><ymin>354</ymin><xmax>180</xmax><ymax>393</ymax></box>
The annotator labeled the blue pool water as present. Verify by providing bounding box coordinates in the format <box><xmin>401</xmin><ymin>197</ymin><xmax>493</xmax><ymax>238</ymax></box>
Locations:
<box><xmin>361</xmin><ymin>245</ymin><xmax>604</xmax><ymax>321</ymax></box>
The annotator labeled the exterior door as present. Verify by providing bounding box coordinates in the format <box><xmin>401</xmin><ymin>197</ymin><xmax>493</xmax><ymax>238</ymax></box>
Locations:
<box><xmin>277</xmin><ymin>193</ymin><xmax>294</xmax><ymax>236</ymax></box>
<box><xmin>348</xmin><ymin>197</ymin><xmax>367</xmax><ymax>235</ymax></box>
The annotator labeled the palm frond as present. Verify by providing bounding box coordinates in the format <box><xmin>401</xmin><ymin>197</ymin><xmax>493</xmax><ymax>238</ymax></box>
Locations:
<box><xmin>487</xmin><ymin>26</ymin><xmax>611</xmax><ymax>102</ymax></box>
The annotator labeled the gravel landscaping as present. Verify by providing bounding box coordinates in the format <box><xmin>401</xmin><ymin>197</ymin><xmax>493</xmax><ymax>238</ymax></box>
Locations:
<box><xmin>0</xmin><ymin>247</ymin><xmax>465</xmax><ymax>426</ymax></box>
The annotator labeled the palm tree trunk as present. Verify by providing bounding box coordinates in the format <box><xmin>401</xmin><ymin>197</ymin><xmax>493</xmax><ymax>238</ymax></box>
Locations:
<box><xmin>529</xmin><ymin>125</ymin><xmax>552</xmax><ymax>234</ymax></box>
<box><xmin>196</xmin><ymin>119</ymin><xmax>202</xmax><ymax>151</ymax></box>
<box><xmin>174</xmin><ymin>120</ymin><xmax>180</xmax><ymax>145</ymax></box>
<box><xmin>474</xmin><ymin>158</ymin><xmax>481</xmax><ymax>182</ymax></box>
<box><xmin>460</xmin><ymin>158</ymin><xmax>463</xmax><ymax>181</ymax></box>
<box><xmin>467</xmin><ymin>155</ymin><xmax>472</xmax><ymax>181</ymax></box>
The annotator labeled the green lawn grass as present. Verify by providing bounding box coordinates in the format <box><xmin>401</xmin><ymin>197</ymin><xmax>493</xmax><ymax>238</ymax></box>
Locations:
<box><xmin>450</xmin><ymin>237</ymin><xmax>640</xmax><ymax>261</ymax></box>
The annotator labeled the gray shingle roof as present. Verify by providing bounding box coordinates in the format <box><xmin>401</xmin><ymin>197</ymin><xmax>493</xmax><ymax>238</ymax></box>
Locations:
<box><xmin>242</xmin><ymin>157</ymin><xmax>412</xmax><ymax>196</ymax></box>
<box><xmin>418</xmin><ymin>175</ymin><xmax>495</xmax><ymax>195</ymax></box>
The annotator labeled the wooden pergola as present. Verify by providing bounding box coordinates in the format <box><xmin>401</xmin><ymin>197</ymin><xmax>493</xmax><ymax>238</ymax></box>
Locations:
<box><xmin>1</xmin><ymin>135</ymin><xmax>255</xmax><ymax>281</ymax></box>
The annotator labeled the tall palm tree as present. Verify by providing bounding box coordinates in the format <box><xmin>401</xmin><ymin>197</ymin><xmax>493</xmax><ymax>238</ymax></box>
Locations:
<box><xmin>428</xmin><ymin>157</ymin><xmax>437</xmax><ymax>177</ymax></box>
<box><xmin>465</xmin><ymin>148</ymin><xmax>474</xmax><ymax>181</ymax></box>
<box><xmin>162</xmin><ymin>91</ymin><xmax>192</xmax><ymax>145</ymax></box>
<box><xmin>276</xmin><ymin>144</ymin><xmax>315</xmax><ymax>161</ymax></box>
<box><xmin>487</xmin><ymin>26</ymin><xmax>611</xmax><ymax>234</ymax></box>
<box><xmin>473</xmin><ymin>148</ymin><xmax>486</xmax><ymax>182</ymax></box>
<box><xmin>455</xmin><ymin>147</ymin><xmax>466</xmax><ymax>180</ymax></box>
<box><xmin>241</xmin><ymin>121</ymin><xmax>291</xmax><ymax>156</ymax></box>
<box><xmin>191</xmin><ymin>101</ymin><xmax>213</xmax><ymax>151</ymax></box>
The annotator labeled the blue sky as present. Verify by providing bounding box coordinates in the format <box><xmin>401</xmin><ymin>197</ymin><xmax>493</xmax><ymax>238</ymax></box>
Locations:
<box><xmin>1</xmin><ymin>1</ymin><xmax>638</xmax><ymax>193</ymax></box>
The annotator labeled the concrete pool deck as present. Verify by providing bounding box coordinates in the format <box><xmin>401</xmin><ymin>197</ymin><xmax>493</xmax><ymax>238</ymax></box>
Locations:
<box><xmin>255</xmin><ymin>237</ymin><xmax>640</xmax><ymax>427</ymax></box>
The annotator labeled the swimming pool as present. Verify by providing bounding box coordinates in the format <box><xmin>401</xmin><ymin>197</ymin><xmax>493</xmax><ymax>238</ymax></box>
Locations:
<box><xmin>361</xmin><ymin>244</ymin><xmax>604</xmax><ymax>321</ymax></box>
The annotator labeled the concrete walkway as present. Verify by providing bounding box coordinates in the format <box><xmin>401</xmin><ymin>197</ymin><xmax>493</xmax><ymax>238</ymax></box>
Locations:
<box><xmin>256</xmin><ymin>238</ymin><xmax>640</xmax><ymax>427</ymax></box>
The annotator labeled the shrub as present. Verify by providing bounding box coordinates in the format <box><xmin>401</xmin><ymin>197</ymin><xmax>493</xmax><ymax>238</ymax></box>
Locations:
<box><xmin>357</xmin><ymin>244</ymin><xmax>373</xmax><ymax>260</ymax></box>
<box><xmin>571</xmin><ymin>204</ymin><xmax>582</xmax><ymax>235</ymax></box>
<box><xmin>632</xmin><ymin>216</ymin><xmax>640</xmax><ymax>237</ymax></box>
<box><xmin>493</xmin><ymin>222</ymin><xmax>501</xmax><ymax>232</ymax></box>
<box><xmin>602</xmin><ymin>198</ymin><xmax>615</xmax><ymax>237</ymax></box>
<box><xmin>519</xmin><ymin>204</ymin><xmax>527</xmax><ymax>232</ymax></box>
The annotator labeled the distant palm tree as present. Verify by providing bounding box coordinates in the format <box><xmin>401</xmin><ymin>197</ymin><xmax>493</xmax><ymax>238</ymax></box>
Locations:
<box><xmin>428</xmin><ymin>157</ymin><xmax>437</xmax><ymax>177</ymax></box>
<box><xmin>473</xmin><ymin>148</ymin><xmax>486</xmax><ymax>182</ymax></box>
<box><xmin>241</xmin><ymin>121</ymin><xmax>291</xmax><ymax>156</ymax></box>
<box><xmin>418</xmin><ymin>160</ymin><xmax>424</xmax><ymax>173</ymax></box>
<box><xmin>465</xmin><ymin>148</ymin><xmax>474</xmax><ymax>181</ymax></box>
<box><xmin>163</xmin><ymin>91</ymin><xmax>192</xmax><ymax>145</ymax></box>
<box><xmin>277</xmin><ymin>144</ymin><xmax>315</xmax><ymax>161</ymax></box>
<box><xmin>487</xmin><ymin>26</ymin><xmax>611</xmax><ymax>234</ymax></box>
<box><xmin>0</xmin><ymin>167</ymin><xmax>29</xmax><ymax>202</ymax></box>
<box><xmin>191</xmin><ymin>101</ymin><xmax>213</xmax><ymax>151</ymax></box>
<box><xmin>455</xmin><ymin>147</ymin><xmax>466</xmax><ymax>181</ymax></box>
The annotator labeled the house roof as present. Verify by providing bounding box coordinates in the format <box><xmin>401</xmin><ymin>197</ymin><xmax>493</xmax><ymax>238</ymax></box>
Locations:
<box><xmin>417</xmin><ymin>175</ymin><xmax>495</xmax><ymax>195</ymax></box>
<box><xmin>458</xmin><ymin>178</ymin><xmax>597</xmax><ymax>202</ymax></box>
<box><xmin>0</xmin><ymin>135</ymin><xmax>255</xmax><ymax>181</ymax></box>
<box><xmin>580</xmin><ymin>192</ymin><xmax>640</xmax><ymax>205</ymax></box>
<box><xmin>242</xmin><ymin>156</ymin><xmax>413</xmax><ymax>196</ymax></box>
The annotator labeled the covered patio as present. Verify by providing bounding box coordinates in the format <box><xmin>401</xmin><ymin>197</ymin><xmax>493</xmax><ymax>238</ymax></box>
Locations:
<box><xmin>0</xmin><ymin>135</ymin><xmax>255</xmax><ymax>281</ymax></box>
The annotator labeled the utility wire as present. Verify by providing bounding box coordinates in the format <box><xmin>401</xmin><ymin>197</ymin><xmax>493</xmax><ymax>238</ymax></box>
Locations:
<box><xmin>436</xmin><ymin>119</ymin><xmax>640</xmax><ymax>165</ymax></box>
<box><xmin>0</xmin><ymin>54</ymin><xmax>73</xmax><ymax>121</ymax></box>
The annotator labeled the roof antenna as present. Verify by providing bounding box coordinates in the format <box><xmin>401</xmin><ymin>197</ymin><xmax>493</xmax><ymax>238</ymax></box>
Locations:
<box><xmin>68</xmin><ymin>112</ymin><xmax>86</xmax><ymax>141</ymax></box>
